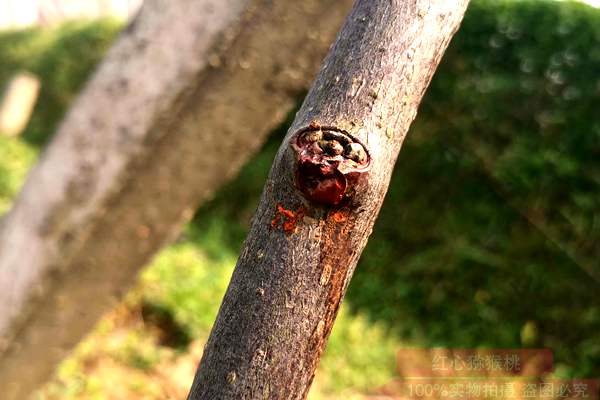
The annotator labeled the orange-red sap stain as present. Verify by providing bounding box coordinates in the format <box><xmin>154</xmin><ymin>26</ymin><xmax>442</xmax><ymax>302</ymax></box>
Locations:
<box><xmin>271</xmin><ymin>203</ymin><xmax>306</xmax><ymax>234</ymax></box>
<box><xmin>329</xmin><ymin>209</ymin><xmax>349</xmax><ymax>223</ymax></box>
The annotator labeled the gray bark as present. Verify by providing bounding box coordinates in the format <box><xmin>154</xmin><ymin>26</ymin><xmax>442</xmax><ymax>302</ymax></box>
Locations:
<box><xmin>187</xmin><ymin>0</ymin><xmax>469</xmax><ymax>399</ymax></box>
<box><xmin>0</xmin><ymin>0</ymin><xmax>355</xmax><ymax>398</ymax></box>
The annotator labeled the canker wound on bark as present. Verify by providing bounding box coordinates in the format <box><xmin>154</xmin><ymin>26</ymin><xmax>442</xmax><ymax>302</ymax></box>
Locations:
<box><xmin>291</xmin><ymin>121</ymin><xmax>370</xmax><ymax>207</ymax></box>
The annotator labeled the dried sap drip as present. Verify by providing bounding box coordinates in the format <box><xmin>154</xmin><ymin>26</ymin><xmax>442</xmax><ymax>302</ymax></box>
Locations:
<box><xmin>291</xmin><ymin>126</ymin><xmax>370</xmax><ymax>206</ymax></box>
<box><xmin>271</xmin><ymin>204</ymin><xmax>306</xmax><ymax>234</ymax></box>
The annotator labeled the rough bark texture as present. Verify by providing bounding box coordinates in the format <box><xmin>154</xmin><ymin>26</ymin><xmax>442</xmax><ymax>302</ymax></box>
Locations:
<box><xmin>0</xmin><ymin>0</ymin><xmax>355</xmax><ymax>398</ymax></box>
<box><xmin>187</xmin><ymin>1</ymin><xmax>469</xmax><ymax>399</ymax></box>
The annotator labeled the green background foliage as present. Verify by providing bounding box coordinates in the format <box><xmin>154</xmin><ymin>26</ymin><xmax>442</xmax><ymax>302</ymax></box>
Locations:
<box><xmin>350</xmin><ymin>0</ymin><xmax>600</xmax><ymax>376</ymax></box>
<box><xmin>0</xmin><ymin>19</ymin><xmax>121</xmax><ymax>145</ymax></box>
<box><xmin>0</xmin><ymin>0</ymin><xmax>598</xmax><ymax>397</ymax></box>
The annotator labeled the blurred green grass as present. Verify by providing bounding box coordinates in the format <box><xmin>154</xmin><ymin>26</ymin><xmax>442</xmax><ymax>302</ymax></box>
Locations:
<box><xmin>1</xmin><ymin>1</ymin><xmax>599</xmax><ymax>398</ymax></box>
<box><xmin>0</xmin><ymin>18</ymin><xmax>122</xmax><ymax>146</ymax></box>
<box><xmin>0</xmin><ymin>135</ymin><xmax>35</xmax><ymax>213</ymax></box>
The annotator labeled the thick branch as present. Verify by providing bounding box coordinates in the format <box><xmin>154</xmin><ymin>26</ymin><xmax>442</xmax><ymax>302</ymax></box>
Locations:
<box><xmin>187</xmin><ymin>0</ymin><xmax>469</xmax><ymax>399</ymax></box>
<box><xmin>0</xmin><ymin>0</ymin><xmax>355</xmax><ymax>398</ymax></box>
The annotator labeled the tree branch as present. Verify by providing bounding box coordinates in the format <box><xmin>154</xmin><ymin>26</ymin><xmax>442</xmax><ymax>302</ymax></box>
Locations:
<box><xmin>187</xmin><ymin>0</ymin><xmax>469</xmax><ymax>398</ymax></box>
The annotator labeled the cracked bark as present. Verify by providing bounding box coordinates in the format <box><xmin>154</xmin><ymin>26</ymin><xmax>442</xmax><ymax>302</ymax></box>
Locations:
<box><xmin>0</xmin><ymin>0</ymin><xmax>356</xmax><ymax>398</ymax></box>
<box><xmin>187</xmin><ymin>0</ymin><xmax>469</xmax><ymax>399</ymax></box>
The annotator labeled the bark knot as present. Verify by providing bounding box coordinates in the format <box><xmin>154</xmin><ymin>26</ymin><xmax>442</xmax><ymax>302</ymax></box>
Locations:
<box><xmin>291</xmin><ymin>122</ymin><xmax>371</xmax><ymax>206</ymax></box>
